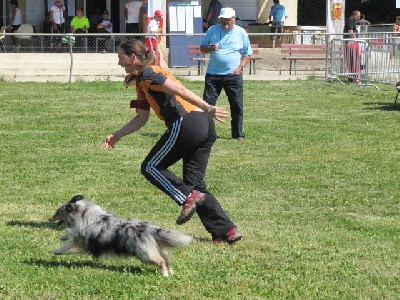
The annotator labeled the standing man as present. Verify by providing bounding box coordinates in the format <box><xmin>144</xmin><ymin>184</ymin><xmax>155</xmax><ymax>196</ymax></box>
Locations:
<box><xmin>200</xmin><ymin>7</ymin><xmax>252</xmax><ymax>141</ymax></box>
<box><xmin>269</xmin><ymin>0</ymin><xmax>288</xmax><ymax>48</ymax></box>
<box><xmin>50</xmin><ymin>0</ymin><xmax>66</xmax><ymax>49</ymax></box>
<box><xmin>205</xmin><ymin>0</ymin><xmax>222</xmax><ymax>30</ymax></box>
<box><xmin>343</xmin><ymin>10</ymin><xmax>360</xmax><ymax>39</ymax></box>
<box><xmin>124</xmin><ymin>0</ymin><xmax>147</xmax><ymax>36</ymax></box>
<box><xmin>9</xmin><ymin>0</ymin><xmax>22</xmax><ymax>50</ymax></box>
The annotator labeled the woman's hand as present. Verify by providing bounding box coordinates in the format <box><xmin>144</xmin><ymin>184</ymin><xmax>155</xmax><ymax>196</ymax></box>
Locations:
<box><xmin>104</xmin><ymin>134</ymin><xmax>120</xmax><ymax>149</ymax></box>
<box><xmin>208</xmin><ymin>105</ymin><xmax>230</xmax><ymax>124</ymax></box>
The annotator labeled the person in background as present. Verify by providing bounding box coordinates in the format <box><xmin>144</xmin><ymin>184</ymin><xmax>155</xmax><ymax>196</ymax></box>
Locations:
<box><xmin>391</xmin><ymin>16</ymin><xmax>400</xmax><ymax>58</ymax></box>
<box><xmin>343</xmin><ymin>10</ymin><xmax>361</xmax><ymax>83</ymax></box>
<box><xmin>146</xmin><ymin>10</ymin><xmax>163</xmax><ymax>66</ymax></box>
<box><xmin>393</xmin><ymin>16</ymin><xmax>400</xmax><ymax>34</ymax></box>
<box><xmin>200</xmin><ymin>7</ymin><xmax>252</xmax><ymax>141</ymax></box>
<box><xmin>50</xmin><ymin>0</ymin><xmax>66</xmax><ymax>50</ymax></box>
<box><xmin>70</xmin><ymin>7</ymin><xmax>90</xmax><ymax>33</ymax></box>
<box><xmin>97</xmin><ymin>10</ymin><xmax>113</xmax><ymax>52</ymax></box>
<box><xmin>104</xmin><ymin>39</ymin><xmax>242</xmax><ymax>244</ymax></box>
<box><xmin>9</xmin><ymin>0</ymin><xmax>22</xmax><ymax>49</ymax></box>
<box><xmin>343</xmin><ymin>10</ymin><xmax>360</xmax><ymax>39</ymax></box>
<box><xmin>355</xmin><ymin>14</ymin><xmax>371</xmax><ymax>34</ymax></box>
<box><xmin>97</xmin><ymin>10</ymin><xmax>113</xmax><ymax>34</ymax></box>
<box><xmin>205</xmin><ymin>0</ymin><xmax>222</xmax><ymax>30</ymax></box>
<box><xmin>70</xmin><ymin>7</ymin><xmax>90</xmax><ymax>50</ymax></box>
<box><xmin>139</xmin><ymin>0</ymin><xmax>148</xmax><ymax>34</ymax></box>
<box><xmin>40</xmin><ymin>12</ymin><xmax>53</xmax><ymax>50</ymax></box>
<box><xmin>268</xmin><ymin>0</ymin><xmax>288</xmax><ymax>48</ymax></box>
<box><xmin>124</xmin><ymin>0</ymin><xmax>147</xmax><ymax>36</ymax></box>
<box><xmin>89</xmin><ymin>8</ymin><xmax>103</xmax><ymax>33</ymax></box>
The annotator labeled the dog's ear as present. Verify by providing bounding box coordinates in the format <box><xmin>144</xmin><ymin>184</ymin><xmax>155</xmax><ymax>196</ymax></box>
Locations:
<box><xmin>69</xmin><ymin>195</ymin><xmax>84</xmax><ymax>203</ymax></box>
<box><xmin>66</xmin><ymin>203</ymin><xmax>76</xmax><ymax>213</ymax></box>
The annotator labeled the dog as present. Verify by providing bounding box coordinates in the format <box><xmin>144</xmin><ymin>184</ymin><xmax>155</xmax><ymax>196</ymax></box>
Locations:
<box><xmin>48</xmin><ymin>195</ymin><xmax>193</xmax><ymax>276</ymax></box>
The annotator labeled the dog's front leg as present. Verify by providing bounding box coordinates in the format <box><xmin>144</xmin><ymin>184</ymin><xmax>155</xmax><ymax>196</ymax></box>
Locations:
<box><xmin>52</xmin><ymin>240</ymin><xmax>74</xmax><ymax>255</ymax></box>
<box><xmin>52</xmin><ymin>237</ymin><xmax>86</xmax><ymax>255</ymax></box>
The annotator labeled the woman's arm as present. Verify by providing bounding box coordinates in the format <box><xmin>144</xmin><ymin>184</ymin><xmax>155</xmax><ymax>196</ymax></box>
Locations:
<box><xmin>10</xmin><ymin>8</ymin><xmax>16</xmax><ymax>24</ymax></box>
<box><xmin>105</xmin><ymin>109</ymin><xmax>150</xmax><ymax>148</ymax></box>
<box><xmin>162</xmin><ymin>78</ymin><xmax>229</xmax><ymax>124</ymax></box>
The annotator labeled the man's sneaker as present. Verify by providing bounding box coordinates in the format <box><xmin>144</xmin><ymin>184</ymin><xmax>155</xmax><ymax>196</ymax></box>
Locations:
<box><xmin>176</xmin><ymin>190</ymin><xmax>206</xmax><ymax>225</ymax></box>
<box><xmin>212</xmin><ymin>228</ymin><xmax>242</xmax><ymax>244</ymax></box>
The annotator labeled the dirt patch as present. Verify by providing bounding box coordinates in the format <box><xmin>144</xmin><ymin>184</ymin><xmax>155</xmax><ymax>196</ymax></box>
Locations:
<box><xmin>255</xmin><ymin>48</ymin><xmax>328</xmax><ymax>73</ymax></box>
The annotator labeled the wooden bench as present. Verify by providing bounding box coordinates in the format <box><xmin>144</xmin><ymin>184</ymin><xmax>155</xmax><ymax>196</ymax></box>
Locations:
<box><xmin>249</xmin><ymin>44</ymin><xmax>262</xmax><ymax>75</ymax></box>
<box><xmin>188</xmin><ymin>45</ymin><xmax>209</xmax><ymax>75</ymax></box>
<box><xmin>188</xmin><ymin>44</ymin><xmax>262</xmax><ymax>75</ymax></box>
<box><xmin>281</xmin><ymin>44</ymin><xmax>329</xmax><ymax>74</ymax></box>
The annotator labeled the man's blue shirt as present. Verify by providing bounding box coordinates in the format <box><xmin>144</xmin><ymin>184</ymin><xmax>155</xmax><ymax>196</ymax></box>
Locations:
<box><xmin>200</xmin><ymin>24</ymin><xmax>253</xmax><ymax>75</ymax></box>
<box><xmin>270</xmin><ymin>4</ymin><xmax>288</xmax><ymax>23</ymax></box>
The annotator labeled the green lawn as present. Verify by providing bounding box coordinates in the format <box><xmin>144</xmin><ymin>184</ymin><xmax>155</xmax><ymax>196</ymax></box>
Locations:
<box><xmin>0</xmin><ymin>80</ymin><xmax>399</xmax><ymax>299</ymax></box>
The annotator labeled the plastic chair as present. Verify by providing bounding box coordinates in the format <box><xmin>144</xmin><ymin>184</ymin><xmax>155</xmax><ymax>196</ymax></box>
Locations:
<box><xmin>0</xmin><ymin>26</ymin><xmax>6</xmax><ymax>52</ymax></box>
<box><xmin>14</xmin><ymin>24</ymin><xmax>34</xmax><ymax>52</ymax></box>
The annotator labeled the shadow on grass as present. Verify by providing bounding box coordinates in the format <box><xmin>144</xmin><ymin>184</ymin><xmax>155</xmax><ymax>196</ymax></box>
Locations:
<box><xmin>193</xmin><ymin>236</ymin><xmax>213</xmax><ymax>243</ymax></box>
<box><xmin>363</xmin><ymin>102</ymin><xmax>400</xmax><ymax>111</ymax></box>
<box><xmin>23</xmin><ymin>258</ymin><xmax>144</xmax><ymax>274</ymax></box>
<box><xmin>7</xmin><ymin>220</ymin><xmax>57</xmax><ymax>230</ymax></box>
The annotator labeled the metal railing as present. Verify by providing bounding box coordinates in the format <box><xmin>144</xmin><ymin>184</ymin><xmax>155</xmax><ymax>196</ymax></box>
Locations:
<box><xmin>1</xmin><ymin>30</ymin><xmax>400</xmax><ymax>84</ymax></box>
<box><xmin>325</xmin><ymin>37</ymin><xmax>400</xmax><ymax>91</ymax></box>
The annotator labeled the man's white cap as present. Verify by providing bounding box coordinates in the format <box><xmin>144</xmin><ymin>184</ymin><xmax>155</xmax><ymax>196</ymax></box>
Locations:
<box><xmin>218</xmin><ymin>7</ymin><xmax>236</xmax><ymax>19</ymax></box>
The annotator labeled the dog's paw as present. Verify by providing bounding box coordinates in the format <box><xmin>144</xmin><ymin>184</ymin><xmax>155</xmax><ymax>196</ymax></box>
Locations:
<box><xmin>52</xmin><ymin>250</ymin><xmax>63</xmax><ymax>255</ymax></box>
<box><xmin>59</xmin><ymin>235</ymin><xmax>68</xmax><ymax>241</ymax></box>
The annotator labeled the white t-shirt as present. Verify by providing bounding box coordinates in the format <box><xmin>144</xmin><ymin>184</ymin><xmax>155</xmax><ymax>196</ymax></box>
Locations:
<box><xmin>147</xmin><ymin>19</ymin><xmax>160</xmax><ymax>36</ymax></box>
<box><xmin>51</xmin><ymin>5</ymin><xmax>65</xmax><ymax>24</ymax></box>
<box><xmin>125</xmin><ymin>1</ymin><xmax>142</xmax><ymax>24</ymax></box>
<box><xmin>11</xmin><ymin>7</ymin><xmax>22</xmax><ymax>26</ymax></box>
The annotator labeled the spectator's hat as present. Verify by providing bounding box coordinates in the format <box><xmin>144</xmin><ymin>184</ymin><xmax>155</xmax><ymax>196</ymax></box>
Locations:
<box><xmin>103</xmin><ymin>10</ymin><xmax>109</xmax><ymax>15</ymax></box>
<box><xmin>218</xmin><ymin>7</ymin><xmax>236</xmax><ymax>19</ymax></box>
<box><xmin>154</xmin><ymin>10</ymin><xmax>163</xmax><ymax>17</ymax></box>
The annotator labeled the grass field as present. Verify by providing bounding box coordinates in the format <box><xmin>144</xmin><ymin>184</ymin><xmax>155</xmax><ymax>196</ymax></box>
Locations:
<box><xmin>0</xmin><ymin>79</ymin><xmax>399</xmax><ymax>299</ymax></box>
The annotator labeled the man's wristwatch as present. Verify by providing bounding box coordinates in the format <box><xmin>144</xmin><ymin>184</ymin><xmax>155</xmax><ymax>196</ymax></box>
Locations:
<box><xmin>239</xmin><ymin>65</ymin><xmax>245</xmax><ymax>71</ymax></box>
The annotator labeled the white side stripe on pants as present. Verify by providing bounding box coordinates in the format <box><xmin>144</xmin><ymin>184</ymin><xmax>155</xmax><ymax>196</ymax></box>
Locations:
<box><xmin>146</xmin><ymin>118</ymin><xmax>187</xmax><ymax>204</ymax></box>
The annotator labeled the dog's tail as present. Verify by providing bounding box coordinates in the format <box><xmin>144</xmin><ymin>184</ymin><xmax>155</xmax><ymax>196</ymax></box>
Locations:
<box><xmin>155</xmin><ymin>229</ymin><xmax>193</xmax><ymax>247</ymax></box>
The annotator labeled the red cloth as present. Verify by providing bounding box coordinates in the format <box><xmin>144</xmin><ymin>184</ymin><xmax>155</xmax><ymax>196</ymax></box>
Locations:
<box><xmin>345</xmin><ymin>42</ymin><xmax>361</xmax><ymax>79</ymax></box>
<box><xmin>145</xmin><ymin>37</ymin><xmax>161</xmax><ymax>66</ymax></box>
<box><xmin>130</xmin><ymin>99</ymin><xmax>150</xmax><ymax>110</ymax></box>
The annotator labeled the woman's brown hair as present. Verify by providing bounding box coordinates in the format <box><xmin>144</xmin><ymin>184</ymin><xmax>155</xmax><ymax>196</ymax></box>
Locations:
<box><xmin>119</xmin><ymin>39</ymin><xmax>156</xmax><ymax>87</ymax></box>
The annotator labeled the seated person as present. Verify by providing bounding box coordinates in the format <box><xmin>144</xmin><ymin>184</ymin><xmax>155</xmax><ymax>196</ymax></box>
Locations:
<box><xmin>70</xmin><ymin>7</ymin><xmax>89</xmax><ymax>48</ymax></box>
<box><xmin>40</xmin><ymin>12</ymin><xmax>53</xmax><ymax>49</ymax></box>
<box><xmin>97</xmin><ymin>10</ymin><xmax>112</xmax><ymax>34</ymax></box>
<box><xmin>96</xmin><ymin>10</ymin><xmax>113</xmax><ymax>52</ymax></box>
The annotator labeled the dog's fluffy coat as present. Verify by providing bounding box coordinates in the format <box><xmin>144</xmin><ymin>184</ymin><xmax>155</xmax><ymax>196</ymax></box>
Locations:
<box><xmin>48</xmin><ymin>195</ymin><xmax>192</xmax><ymax>276</ymax></box>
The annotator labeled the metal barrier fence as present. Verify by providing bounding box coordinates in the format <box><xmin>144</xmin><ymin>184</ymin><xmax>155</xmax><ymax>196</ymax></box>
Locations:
<box><xmin>327</xmin><ymin>37</ymin><xmax>400</xmax><ymax>90</ymax></box>
<box><xmin>1</xmin><ymin>30</ymin><xmax>400</xmax><ymax>83</ymax></box>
